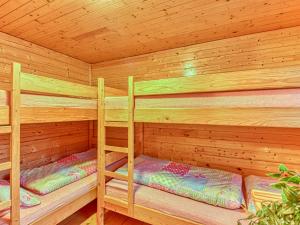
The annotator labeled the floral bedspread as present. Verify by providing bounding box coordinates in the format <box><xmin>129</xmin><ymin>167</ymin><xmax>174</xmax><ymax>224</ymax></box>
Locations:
<box><xmin>20</xmin><ymin>149</ymin><xmax>97</xmax><ymax>195</ymax></box>
<box><xmin>116</xmin><ymin>155</ymin><xmax>244</xmax><ymax>209</ymax></box>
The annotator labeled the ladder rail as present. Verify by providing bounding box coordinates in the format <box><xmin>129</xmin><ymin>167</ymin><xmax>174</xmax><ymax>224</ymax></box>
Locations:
<box><xmin>97</xmin><ymin>78</ymin><xmax>106</xmax><ymax>225</ymax></box>
<box><xmin>97</xmin><ymin>76</ymin><xmax>135</xmax><ymax>223</ymax></box>
<box><xmin>127</xmin><ymin>76</ymin><xmax>135</xmax><ymax>216</ymax></box>
<box><xmin>10</xmin><ymin>62</ymin><xmax>21</xmax><ymax>225</ymax></box>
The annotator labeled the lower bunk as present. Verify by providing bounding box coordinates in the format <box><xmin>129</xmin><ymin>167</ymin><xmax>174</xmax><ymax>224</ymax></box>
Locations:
<box><xmin>103</xmin><ymin>155</ymin><xmax>282</xmax><ymax>225</ymax></box>
<box><xmin>103</xmin><ymin>155</ymin><xmax>250</xmax><ymax>225</ymax></box>
<box><xmin>105</xmin><ymin>179</ymin><xmax>247</xmax><ymax>225</ymax></box>
<box><xmin>0</xmin><ymin>175</ymin><xmax>97</xmax><ymax>225</ymax></box>
<box><xmin>0</xmin><ymin>149</ymin><xmax>126</xmax><ymax>225</ymax></box>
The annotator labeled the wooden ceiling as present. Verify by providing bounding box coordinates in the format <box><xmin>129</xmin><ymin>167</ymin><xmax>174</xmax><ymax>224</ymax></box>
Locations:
<box><xmin>0</xmin><ymin>0</ymin><xmax>299</xmax><ymax>63</ymax></box>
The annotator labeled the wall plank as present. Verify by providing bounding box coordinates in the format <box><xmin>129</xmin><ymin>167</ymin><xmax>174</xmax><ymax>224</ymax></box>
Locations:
<box><xmin>0</xmin><ymin>32</ymin><xmax>91</xmax><ymax>178</ymax></box>
<box><xmin>92</xmin><ymin>26</ymin><xmax>300</xmax><ymax>90</ymax></box>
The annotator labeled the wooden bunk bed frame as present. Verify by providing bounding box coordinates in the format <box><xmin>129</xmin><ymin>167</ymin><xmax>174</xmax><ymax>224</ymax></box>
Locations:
<box><xmin>0</xmin><ymin>62</ymin><xmax>126</xmax><ymax>225</ymax></box>
<box><xmin>97</xmin><ymin>71</ymin><xmax>300</xmax><ymax>225</ymax></box>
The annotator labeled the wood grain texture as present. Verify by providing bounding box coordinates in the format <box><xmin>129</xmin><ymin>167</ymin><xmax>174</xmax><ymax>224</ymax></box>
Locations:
<box><xmin>92</xmin><ymin>26</ymin><xmax>300</xmax><ymax>89</ymax></box>
<box><xmin>0</xmin><ymin>32</ymin><xmax>90</xmax><ymax>84</ymax></box>
<box><xmin>0</xmin><ymin>0</ymin><xmax>300</xmax><ymax>62</ymax></box>
<box><xmin>92</xmin><ymin>26</ymin><xmax>300</xmax><ymax>177</ymax></box>
<box><xmin>0</xmin><ymin>32</ymin><xmax>91</xmax><ymax>180</ymax></box>
<box><xmin>143</xmin><ymin>123</ymin><xmax>300</xmax><ymax>176</ymax></box>
<box><xmin>0</xmin><ymin>121</ymin><xmax>90</xmax><ymax>179</ymax></box>
<box><xmin>134</xmin><ymin>68</ymin><xmax>300</xmax><ymax>96</ymax></box>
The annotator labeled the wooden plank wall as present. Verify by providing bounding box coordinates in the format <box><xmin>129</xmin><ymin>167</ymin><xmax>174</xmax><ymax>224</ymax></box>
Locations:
<box><xmin>92</xmin><ymin>26</ymin><xmax>300</xmax><ymax>177</ymax></box>
<box><xmin>0</xmin><ymin>32</ymin><xmax>91</xmax><ymax>178</ymax></box>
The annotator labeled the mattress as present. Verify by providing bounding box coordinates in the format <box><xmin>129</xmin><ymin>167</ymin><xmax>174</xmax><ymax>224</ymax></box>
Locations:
<box><xmin>106</xmin><ymin>179</ymin><xmax>248</xmax><ymax>225</ymax></box>
<box><xmin>0</xmin><ymin>174</ymin><xmax>97</xmax><ymax>225</ymax></box>
<box><xmin>116</xmin><ymin>155</ymin><xmax>244</xmax><ymax>209</ymax></box>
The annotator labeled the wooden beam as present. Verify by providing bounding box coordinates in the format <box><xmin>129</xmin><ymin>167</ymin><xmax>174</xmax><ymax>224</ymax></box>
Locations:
<box><xmin>105</xmin><ymin>109</ymin><xmax>128</xmax><ymax>122</ymax></box>
<box><xmin>105</xmin><ymin>122</ymin><xmax>128</xmax><ymax>127</ymax></box>
<box><xmin>104</xmin><ymin>196</ymin><xmax>128</xmax><ymax>209</ymax></box>
<box><xmin>0</xmin><ymin>200</ymin><xmax>11</xmax><ymax>211</ymax></box>
<box><xmin>104</xmin><ymin>171</ymin><xmax>128</xmax><ymax>181</ymax></box>
<box><xmin>128</xmin><ymin>76</ymin><xmax>135</xmax><ymax>217</ymax></box>
<box><xmin>0</xmin><ymin>125</ymin><xmax>11</xmax><ymax>134</ymax></box>
<box><xmin>21</xmin><ymin>107</ymin><xmax>97</xmax><ymax>123</ymax></box>
<box><xmin>0</xmin><ymin>106</ymin><xmax>9</xmax><ymax>125</ymax></box>
<box><xmin>20</xmin><ymin>72</ymin><xmax>97</xmax><ymax>99</ymax></box>
<box><xmin>31</xmin><ymin>189</ymin><xmax>96</xmax><ymax>225</ymax></box>
<box><xmin>0</xmin><ymin>162</ymin><xmax>11</xmax><ymax>171</ymax></box>
<box><xmin>134</xmin><ymin>69</ymin><xmax>300</xmax><ymax>96</ymax></box>
<box><xmin>135</xmin><ymin>108</ymin><xmax>300</xmax><ymax>128</ymax></box>
<box><xmin>105</xmin><ymin>202</ymin><xmax>201</xmax><ymax>225</ymax></box>
<box><xmin>97</xmin><ymin>78</ymin><xmax>105</xmax><ymax>225</ymax></box>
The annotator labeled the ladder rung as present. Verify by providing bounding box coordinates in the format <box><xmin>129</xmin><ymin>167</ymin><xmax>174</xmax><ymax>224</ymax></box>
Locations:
<box><xmin>105</xmin><ymin>122</ymin><xmax>128</xmax><ymax>127</ymax></box>
<box><xmin>0</xmin><ymin>126</ymin><xmax>11</xmax><ymax>134</ymax></box>
<box><xmin>104</xmin><ymin>171</ymin><xmax>128</xmax><ymax>181</ymax></box>
<box><xmin>0</xmin><ymin>200</ymin><xmax>11</xmax><ymax>211</ymax></box>
<box><xmin>104</xmin><ymin>196</ymin><xmax>128</xmax><ymax>208</ymax></box>
<box><xmin>0</xmin><ymin>162</ymin><xmax>11</xmax><ymax>171</ymax></box>
<box><xmin>105</xmin><ymin>145</ymin><xmax>128</xmax><ymax>153</ymax></box>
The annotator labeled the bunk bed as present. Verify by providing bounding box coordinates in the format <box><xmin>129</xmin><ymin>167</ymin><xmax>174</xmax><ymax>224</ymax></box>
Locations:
<box><xmin>0</xmin><ymin>62</ymin><xmax>126</xmax><ymax>225</ymax></box>
<box><xmin>98</xmin><ymin>71</ymin><xmax>300</xmax><ymax>225</ymax></box>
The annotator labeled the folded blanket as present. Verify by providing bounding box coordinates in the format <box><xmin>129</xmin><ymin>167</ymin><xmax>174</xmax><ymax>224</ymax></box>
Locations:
<box><xmin>245</xmin><ymin>175</ymin><xmax>279</xmax><ymax>213</ymax></box>
<box><xmin>20</xmin><ymin>149</ymin><xmax>97</xmax><ymax>195</ymax></box>
<box><xmin>116</xmin><ymin>155</ymin><xmax>244</xmax><ymax>209</ymax></box>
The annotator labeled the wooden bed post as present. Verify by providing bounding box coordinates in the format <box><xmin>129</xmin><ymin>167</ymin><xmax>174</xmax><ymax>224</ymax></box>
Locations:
<box><xmin>128</xmin><ymin>76</ymin><xmax>134</xmax><ymax>217</ymax></box>
<box><xmin>11</xmin><ymin>62</ymin><xmax>21</xmax><ymax>225</ymax></box>
<box><xmin>97</xmin><ymin>78</ymin><xmax>105</xmax><ymax>225</ymax></box>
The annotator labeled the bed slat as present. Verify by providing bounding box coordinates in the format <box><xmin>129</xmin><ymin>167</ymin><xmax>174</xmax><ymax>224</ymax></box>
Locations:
<box><xmin>105</xmin><ymin>145</ymin><xmax>129</xmax><ymax>153</ymax></box>
<box><xmin>0</xmin><ymin>200</ymin><xmax>11</xmax><ymax>211</ymax></box>
<box><xmin>104</xmin><ymin>196</ymin><xmax>128</xmax><ymax>209</ymax></box>
<box><xmin>104</xmin><ymin>171</ymin><xmax>128</xmax><ymax>181</ymax></box>
<box><xmin>134</xmin><ymin>68</ymin><xmax>300</xmax><ymax>96</ymax></box>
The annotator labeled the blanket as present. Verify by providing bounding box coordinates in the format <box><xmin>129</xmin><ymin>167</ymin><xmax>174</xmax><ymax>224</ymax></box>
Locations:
<box><xmin>20</xmin><ymin>149</ymin><xmax>97</xmax><ymax>195</ymax></box>
<box><xmin>116</xmin><ymin>155</ymin><xmax>244</xmax><ymax>209</ymax></box>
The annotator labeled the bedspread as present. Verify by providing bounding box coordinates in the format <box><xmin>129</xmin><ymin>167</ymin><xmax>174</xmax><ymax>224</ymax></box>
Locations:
<box><xmin>116</xmin><ymin>155</ymin><xmax>244</xmax><ymax>209</ymax></box>
<box><xmin>20</xmin><ymin>149</ymin><xmax>97</xmax><ymax>195</ymax></box>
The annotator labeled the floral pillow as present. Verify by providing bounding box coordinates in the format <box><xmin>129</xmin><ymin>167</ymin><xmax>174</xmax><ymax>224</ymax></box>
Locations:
<box><xmin>0</xmin><ymin>180</ymin><xmax>41</xmax><ymax>213</ymax></box>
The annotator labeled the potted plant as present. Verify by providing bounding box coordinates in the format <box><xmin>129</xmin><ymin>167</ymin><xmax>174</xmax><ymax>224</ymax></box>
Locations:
<box><xmin>238</xmin><ymin>165</ymin><xmax>300</xmax><ymax>225</ymax></box>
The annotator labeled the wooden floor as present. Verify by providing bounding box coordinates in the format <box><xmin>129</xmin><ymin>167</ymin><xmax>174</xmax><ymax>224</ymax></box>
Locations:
<box><xmin>59</xmin><ymin>201</ymin><xmax>149</xmax><ymax>225</ymax></box>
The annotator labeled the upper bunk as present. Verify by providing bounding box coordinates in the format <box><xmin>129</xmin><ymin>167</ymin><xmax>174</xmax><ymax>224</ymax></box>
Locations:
<box><xmin>104</xmin><ymin>67</ymin><xmax>300</xmax><ymax>128</ymax></box>
<box><xmin>0</xmin><ymin>62</ymin><xmax>126</xmax><ymax>125</ymax></box>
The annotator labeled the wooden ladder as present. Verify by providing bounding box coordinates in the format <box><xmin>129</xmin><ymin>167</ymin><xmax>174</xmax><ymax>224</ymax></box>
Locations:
<box><xmin>97</xmin><ymin>77</ymin><xmax>134</xmax><ymax>224</ymax></box>
<box><xmin>0</xmin><ymin>63</ymin><xmax>21</xmax><ymax>225</ymax></box>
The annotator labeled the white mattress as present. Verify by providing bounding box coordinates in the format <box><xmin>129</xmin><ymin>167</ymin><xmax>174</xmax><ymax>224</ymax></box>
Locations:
<box><xmin>106</xmin><ymin>179</ymin><xmax>248</xmax><ymax>225</ymax></box>
<box><xmin>0</xmin><ymin>174</ymin><xmax>97</xmax><ymax>225</ymax></box>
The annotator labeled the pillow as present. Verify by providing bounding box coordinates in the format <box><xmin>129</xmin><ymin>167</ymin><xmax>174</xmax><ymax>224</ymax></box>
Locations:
<box><xmin>0</xmin><ymin>180</ymin><xmax>41</xmax><ymax>212</ymax></box>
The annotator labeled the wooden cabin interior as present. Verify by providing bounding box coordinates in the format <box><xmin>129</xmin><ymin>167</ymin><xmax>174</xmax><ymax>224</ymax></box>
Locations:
<box><xmin>0</xmin><ymin>1</ymin><xmax>300</xmax><ymax>225</ymax></box>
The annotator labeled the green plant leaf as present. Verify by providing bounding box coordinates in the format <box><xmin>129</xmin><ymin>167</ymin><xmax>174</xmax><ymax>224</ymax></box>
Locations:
<box><xmin>279</xmin><ymin>164</ymin><xmax>288</xmax><ymax>172</ymax></box>
<box><xmin>268</xmin><ymin>173</ymin><xmax>282</xmax><ymax>178</ymax></box>
<box><xmin>288</xmin><ymin>176</ymin><xmax>300</xmax><ymax>184</ymax></box>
